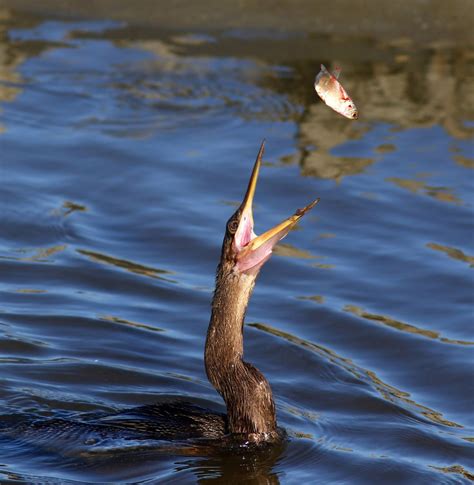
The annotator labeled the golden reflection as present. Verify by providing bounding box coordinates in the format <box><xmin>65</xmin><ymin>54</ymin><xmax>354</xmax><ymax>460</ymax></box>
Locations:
<box><xmin>0</xmin><ymin>10</ymin><xmax>24</xmax><ymax>98</ymax></box>
<box><xmin>365</xmin><ymin>370</ymin><xmax>462</xmax><ymax>428</ymax></box>
<box><xmin>250</xmin><ymin>322</ymin><xmax>464</xmax><ymax>428</ymax></box>
<box><xmin>0</xmin><ymin>9</ymin><xmax>65</xmax><ymax>132</ymax></box>
<box><xmin>282</xmin><ymin>404</ymin><xmax>319</xmax><ymax>422</ymax></box>
<box><xmin>420</xmin><ymin>411</ymin><xmax>463</xmax><ymax>428</ymax></box>
<box><xmin>170</xmin><ymin>33</ymin><xmax>214</xmax><ymax>47</ymax></box>
<box><xmin>9</xmin><ymin>244</ymin><xmax>68</xmax><ymax>262</ymax></box>
<box><xmin>298</xmin><ymin>295</ymin><xmax>325</xmax><ymax>304</ymax></box>
<box><xmin>99</xmin><ymin>314</ymin><xmax>164</xmax><ymax>332</ymax></box>
<box><xmin>77</xmin><ymin>249</ymin><xmax>175</xmax><ymax>281</ymax></box>
<box><xmin>2</xmin><ymin>6</ymin><xmax>469</xmax><ymax>166</ymax></box>
<box><xmin>454</xmin><ymin>155</ymin><xmax>474</xmax><ymax>169</ymax></box>
<box><xmin>387</xmin><ymin>177</ymin><xmax>462</xmax><ymax>205</ymax></box>
<box><xmin>270</xmin><ymin>45</ymin><xmax>474</xmax><ymax>180</ymax></box>
<box><xmin>249</xmin><ymin>321</ymin><xmax>362</xmax><ymax>377</ymax></box>
<box><xmin>426</xmin><ymin>242</ymin><xmax>474</xmax><ymax>267</ymax></box>
<box><xmin>69</xmin><ymin>15</ymin><xmax>474</xmax><ymax>153</ymax></box>
<box><xmin>15</xmin><ymin>288</ymin><xmax>47</xmax><ymax>293</ymax></box>
<box><xmin>311</xmin><ymin>262</ymin><xmax>335</xmax><ymax>270</ymax></box>
<box><xmin>317</xmin><ymin>49</ymin><xmax>472</xmax><ymax>138</ymax></box>
<box><xmin>0</xmin><ymin>9</ymin><xmax>24</xmax><ymax>132</ymax></box>
<box><xmin>302</xmin><ymin>152</ymin><xmax>374</xmax><ymax>182</ymax></box>
<box><xmin>345</xmin><ymin>305</ymin><xmax>474</xmax><ymax>346</ymax></box>
<box><xmin>273</xmin><ymin>243</ymin><xmax>317</xmax><ymax>259</ymax></box>
<box><xmin>430</xmin><ymin>464</ymin><xmax>474</xmax><ymax>481</ymax></box>
<box><xmin>58</xmin><ymin>201</ymin><xmax>87</xmax><ymax>217</ymax></box>
<box><xmin>290</xmin><ymin>431</ymin><xmax>314</xmax><ymax>439</ymax></box>
<box><xmin>375</xmin><ymin>143</ymin><xmax>396</xmax><ymax>154</ymax></box>
<box><xmin>1</xmin><ymin>5</ymin><xmax>473</xmax><ymax>144</ymax></box>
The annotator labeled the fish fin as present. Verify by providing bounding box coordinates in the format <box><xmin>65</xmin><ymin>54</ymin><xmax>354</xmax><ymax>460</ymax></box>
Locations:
<box><xmin>338</xmin><ymin>85</ymin><xmax>350</xmax><ymax>101</ymax></box>
<box><xmin>315</xmin><ymin>64</ymin><xmax>328</xmax><ymax>84</ymax></box>
<box><xmin>333</xmin><ymin>66</ymin><xmax>341</xmax><ymax>79</ymax></box>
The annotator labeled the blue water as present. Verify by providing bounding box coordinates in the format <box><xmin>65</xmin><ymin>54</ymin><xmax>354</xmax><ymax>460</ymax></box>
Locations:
<box><xmin>0</xmin><ymin>11</ymin><xmax>473</xmax><ymax>484</ymax></box>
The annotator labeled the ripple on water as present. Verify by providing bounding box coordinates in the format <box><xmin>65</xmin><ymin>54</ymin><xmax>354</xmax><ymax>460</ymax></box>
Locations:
<box><xmin>0</xmin><ymin>8</ymin><xmax>473</xmax><ymax>484</ymax></box>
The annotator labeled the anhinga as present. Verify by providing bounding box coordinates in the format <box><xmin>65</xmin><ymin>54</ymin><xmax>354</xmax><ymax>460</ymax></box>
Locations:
<box><xmin>205</xmin><ymin>140</ymin><xmax>318</xmax><ymax>443</ymax></box>
<box><xmin>3</xmin><ymin>141</ymin><xmax>318</xmax><ymax>447</ymax></box>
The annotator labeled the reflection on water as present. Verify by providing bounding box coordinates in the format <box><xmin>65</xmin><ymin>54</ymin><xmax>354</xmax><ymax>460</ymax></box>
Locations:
<box><xmin>275</xmin><ymin>48</ymin><xmax>474</xmax><ymax>180</ymax></box>
<box><xmin>0</xmin><ymin>9</ymin><xmax>71</xmax><ymax>131</ymax></box>
<box><xmin>431</xmin><ymin>465</ymin><xmax>474</xmax><ymax>482</ymax></box>
<box><xmin>375</xmin><ymin>143</ymin><xmax>396</xmax><ymax>153</ymax></box>
<box><xmin>298</xmin><ymin>295</ymin><xmax>325</xmax><ymax>304</ymax></box>
<box><xmin>77</xmin><ymin>249</ymin><xmax>175</xmax><ymax>280</ymax></box>
<box><xmin>5</xmin><ymin>244</ymin><xmax>67</xmax><ymax>262</ymax></box>
<box><xmin>0</xmin><ymin>4</ymin><xmax>473</xmax><ymax>483</ymax></box>
<box><xmin>344</xmin><ymin>305</ymin><xmax>474</xmax><ymax>346</ymax></box>
<box><xmin>311</xmin><ymin>262</ymin><xmax>334</xmax><ymax>270</ymax></box>
<box><xmin>426</xmin><ymin>242</ymin><xmax>474</xmax><ymax>267</ymax></box>
<box><xmin>364</xmin><ymin>369</ymin><xmax>463</xmax><ymax>429</ymax></box>
<box><xmin>273</xmin><ymin>242</ymin><xmax>317</xmax><ymax>260</ymax></box>
<box><xmin>15</xmin><ymin>288</ymin><xmax>47</xmax><ymax>294</ymax></box>
<box><xmin>99</xmin><ymin>314</ymin><xmax>164</xmax><ymax>332</ymax></box>
<box><xmin>387</xmin><ymin>177</ymin><xmax>462</xmax><ymax>205</ymax></box>
<box><xmin>171</xmin><ymin>442</ymin><xmax>286</xmax><ymax>485</ymax></box>
<box><xmin>454</xmin><ymin>154</ymin><xmax>474</xmax><ymax>169</ymax></box>
<box><xmin>249</xmin><ymin>322</ymin><xmax>464</xmax><ymax>429</ymax></box>
<box><xmin>0</xmin><ymin>9</ymin><xmax>24</xmax><ymax>131</ymax></box>
<box><xmin>56</xmin><ymin>201</ymin><xmax>87</xmax><ymax>217</ymax></box>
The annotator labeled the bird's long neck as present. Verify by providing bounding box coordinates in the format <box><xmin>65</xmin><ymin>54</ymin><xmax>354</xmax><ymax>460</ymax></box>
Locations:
<box><xmin>206</xmin><ymin>268</ymin><xmax>253</xmax><ymax>363</ymax></box>
<box><xmin>205</xmin><ymin>265</ymin><xmax>277</xmax><ymax>440</ymax></box>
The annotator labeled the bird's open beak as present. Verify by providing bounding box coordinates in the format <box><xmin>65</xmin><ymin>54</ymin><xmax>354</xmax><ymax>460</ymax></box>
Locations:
<box><xmin>233</xmin><ymin>141</ymin><xmax>319</xmax><ymax>274</ymax></box>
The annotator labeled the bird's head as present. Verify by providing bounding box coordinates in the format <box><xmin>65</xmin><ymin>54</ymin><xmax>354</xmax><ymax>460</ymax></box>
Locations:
<box><xmin>219</xmin><ymin>141</ymin><xmax>319</xmax><ymax>277</ymax></box>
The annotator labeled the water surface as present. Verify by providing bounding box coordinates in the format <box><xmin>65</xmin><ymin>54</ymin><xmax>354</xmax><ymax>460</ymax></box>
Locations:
<box><xmin>0</xmin><ymin>7</ymin><xmax>473</xmax><ymax>484</ymax></box>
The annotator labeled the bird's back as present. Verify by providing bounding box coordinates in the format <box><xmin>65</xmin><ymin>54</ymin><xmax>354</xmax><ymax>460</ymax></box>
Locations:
<box><xmin>2</xmin><ymin>401</ymin><xmax>227</xmax><ymax>452</ymax></box>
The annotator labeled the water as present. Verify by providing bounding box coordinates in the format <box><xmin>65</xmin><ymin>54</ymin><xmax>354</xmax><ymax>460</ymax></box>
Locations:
<box><xmin>1</xmin><ymin>7</ymin><xmax>473</xmax><ymax>484</ymax></box>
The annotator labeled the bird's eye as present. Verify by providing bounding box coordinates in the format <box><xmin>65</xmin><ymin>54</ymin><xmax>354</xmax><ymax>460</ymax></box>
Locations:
<box><xmin>227</xmin><ymin>219</ymin><xmax>239</xmax><ymax>234</ymax></box>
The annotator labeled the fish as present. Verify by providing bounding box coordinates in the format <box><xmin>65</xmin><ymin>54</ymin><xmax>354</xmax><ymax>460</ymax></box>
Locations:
<box><xmin>314</xmin><ymin>64</ymin><xmax>358</xmax><ymax>119</ymax></box>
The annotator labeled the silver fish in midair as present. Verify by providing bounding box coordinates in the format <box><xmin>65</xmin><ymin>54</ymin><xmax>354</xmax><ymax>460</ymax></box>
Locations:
<box><xmin>314</xmin><ymin>64</ymin><xmax>358</xmax><ymax>119</ymax></box>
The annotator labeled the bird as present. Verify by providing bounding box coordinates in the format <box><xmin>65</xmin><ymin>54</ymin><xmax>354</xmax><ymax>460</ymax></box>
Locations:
<box><xmin>205</xmin><ymin>140</ymin><xmax>318</xmax><ymax>444</ymax></box>
<box><xmin>3</xmin><ymin>141</ymin><xmax>318</xmax><ymax>448</ymax></box>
